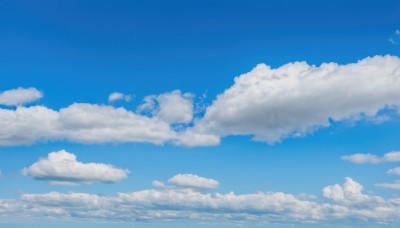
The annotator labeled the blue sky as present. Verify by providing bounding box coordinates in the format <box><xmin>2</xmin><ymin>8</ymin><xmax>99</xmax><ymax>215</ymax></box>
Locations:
<box><xmin>1</xmin><ymin>0</ymin><xmax>400</xmax><ymax>227</ymax></box>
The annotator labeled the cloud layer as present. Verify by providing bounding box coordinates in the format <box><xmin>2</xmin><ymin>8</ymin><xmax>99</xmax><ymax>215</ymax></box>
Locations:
<box><xmin>0</xmin><ymin>177</ymin><xmax>400</xmax><ymax>224</ymax></box>
<box><xmin>22</xmin><ymin>150</ymin><xmax>129</xmax><ymax>185</ymax></box>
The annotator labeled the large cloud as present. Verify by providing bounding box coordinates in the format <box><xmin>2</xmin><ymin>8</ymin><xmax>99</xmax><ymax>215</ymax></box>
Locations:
<box><xmin>0</xmin><ymin>87</ymin><xmax>42</xmax><ymax>106</ymax></box>
<box><xmin>0</xmin><ymin>177</ymin><xmax>400</xmax><ymax>224</ymax></box>
<box><xmin>22</xmin><ymin>150</ymin><xmax>129</xmax><ymax>185</ymax></box>
<box><xmin>193</xmin><ymin>55</ymin><xmax>400</xmax><ymax>143</ymax></box>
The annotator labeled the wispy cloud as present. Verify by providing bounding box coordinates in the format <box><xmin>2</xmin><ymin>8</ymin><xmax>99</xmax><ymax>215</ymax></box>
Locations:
<box><xmin>342</xmin><ymin>151</ymin><xmax>400</xmax><ymax>164</ymax></box>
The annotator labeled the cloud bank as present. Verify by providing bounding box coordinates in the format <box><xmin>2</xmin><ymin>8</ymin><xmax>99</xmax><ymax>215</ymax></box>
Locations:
<box><xmin>22</xmin><ymin>150</ymin><xmax>129</xmax><ymax>185</ymax></box>
<box><xmin>0</xmin><ymin>177</ymin><xmax>400</xmax><ymax>225</ymax></box>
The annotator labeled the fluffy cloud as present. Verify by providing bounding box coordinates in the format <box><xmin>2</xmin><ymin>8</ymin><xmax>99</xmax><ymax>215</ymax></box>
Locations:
<box><xmin>154</xmin><ymin>174</ymin><xmax>219</xmax><ymax>189</ymax></box>
<box><xmin>192</xmin><ymin>55</ymin><xmax>400</xmax><ymax>143</ymax></box>
<box><xmin>0</xmin><ymin>87</ymin><xmax>42</xmax><ymax>106</ymax></box>
<box><xmin>0</xmin><ymin>177</ymin><xmax>400</xmax><ymax>224</ymax></box>
<box><xmin>22</xmin><ymin>150</ymin><xmax>129</xmax><ymax>185</ymax></box>
<box><xmin>342</xmin><ymin>151</ymin><xmax>400</xmax><ymax>164</ymax></box>
<box><xmin>138</xmin><ymin>90</ymin><xmax>194</xmax><ymax>124</ymax></box>
<box><xmin>108</xmin><ymin>92</ymin><xmax>131</xmax><ymax>103</ymax></box>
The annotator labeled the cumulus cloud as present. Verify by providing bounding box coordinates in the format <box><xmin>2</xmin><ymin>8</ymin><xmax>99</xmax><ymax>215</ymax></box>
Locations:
<box><xmin>154</xmin><ymin>174</ymin><xmax>219</xmax><ymax>189</ymax></box>
<box><xmin>0</xmin><ymin>87</ymin><xmax>42</xmax><ymax>106</ymax></box>
<box><xmin>192</xmin><ymin>55</ymin><xmax>400</xmax><ymax>143</ymax></box>
<box><xmin>108</xmin><ymin>92</ymin><xmax>131</xmax><ymax>103</ymax></box>
<box><xmin>138</xmin><ymin>90</ymin><xmax>194</xmax><ymax>124</ymax></box>
<box><xmin>0</xmin><ymin>177</ymin><xmax>400</xmax><ymax>224</ymax></box>
<box><xmin>22</xmin><ymin>150</ymin><xmax>129</xmax><ymax>185</ymax></box>
<box><xmin>342</xmin><ymin>151</ymin><xmax>400</xmax><ymax>164</ymax></box>
<box><xmin>389</xmin><ymin>29</ymin><xmax>400</xmax><ymax>45</ymax></box>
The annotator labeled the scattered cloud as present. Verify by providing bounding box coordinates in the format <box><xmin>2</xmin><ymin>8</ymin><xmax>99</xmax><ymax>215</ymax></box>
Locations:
<box><xmin>108</xmin><ymin>92</ymin><xmax>131</xmax><ymax>103</ymax></box>
<box><xmin>0</xmin><ymin>87</ymin><xmax>42</xmax><ymax>106</ymax></box>
<box><xmin>342</xmin><ymin>151</ymin><xmax>400</xmax><ymax>164</ymax></box>
<box><xmin>154</xmin><ymin>174</ymin><xmax>219</xmax><ymax>189</ymax></box>
<box><xmin>1</xmin><ymin>55</ymin><xmax>400</xmax><ymax>147</ymax></box>
<box><xmin>22</xmin><ymin>150</ymin><xmax>129</xmax><ymax>185</ymax></box>
<box><xmin>0</xmin><ymin>177</ymin><xmax>400</xmax><ymax>224</ymax></box>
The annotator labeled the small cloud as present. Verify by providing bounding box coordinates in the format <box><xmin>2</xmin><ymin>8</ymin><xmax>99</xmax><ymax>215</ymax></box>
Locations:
<box><xmin>108</xmin><ymin>92</ymin><xmax>131</xmax><ymax>103</ymax></box>
<box><xmin>342</xmin><ymin>151</ymin><xmax>400</xmax><ymax>164</ymax></box>
<box><xmin>0</xmin><ymin>87</ymin><xmax>42</xmax><ymax>106</ymax></box>
<box><xmin>376</xmin><ymin>180</ymin><xmax>400</xmax><ymax>190</ymax></box>
<box><xmin>389</xmin><ymin>29</ymin><xmax>400</xmax><ymax>45</ymax></box>
<box><xmin>387</xmin><ymin>167</ymin><xmax>400</xmax><ymax>176</ymax></box>
<box><xmin>22</xmin><ymin>150</ymin><xmax>129</xmax><ymax>185</ymax></box>
<box><xmin>154</xmin><ymin>173</ymin><xmax>219</xmax><ymax>190</ymax></box>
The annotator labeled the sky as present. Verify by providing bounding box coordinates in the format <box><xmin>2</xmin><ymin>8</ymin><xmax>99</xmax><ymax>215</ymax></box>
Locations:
<box><xmin>1</xmin><ymin>0</ymin><xmax>400</xmax><ymax>227</ymax></box>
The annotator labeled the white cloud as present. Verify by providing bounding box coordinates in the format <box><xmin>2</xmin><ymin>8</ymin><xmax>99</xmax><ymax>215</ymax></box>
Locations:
<box><xmin>323</xmin><ymin>177</ymin><xmax>384</xmax><ymax>205</ymax></box>
<box><xmin>342</xmin><ymin>151</ymin><xmax>400</xmax><ymax>164</ymax></box>
<box><xmin>138</xmin><ymin>90</ymin><xmax>194</xmax><ymax>124</ymax></box>
<box><xmin>0</xmin><ymin>177</ymin><xmax>400</xmax><ymax>224</ymax></box>
<box><xmin>22</xmin><ymin>150</ymin><xmax>129</xmax><ymax>185</ymax></box>
<box><xmin>387</xmin><ymin>167</ymin><xmax>400</xmax><ymax>176</ymax></box>
<box><xmin>158</xmin><ymin>174</ymin><xmax>219</xmax><ymax>189</ymax></box>
<box><xmin>376</xmin><ymin>180</ymin><xmax>400</xmax><ymax>190</ymax></box>
<box><xmin>0</xmin><ymin>87</ymin><xmax>42</xmax><ymax>106</ymax></box>
<box><xmin>108</xmin><ymin>92</ymin><xmax>131</xmax><ymax>103</ymax></box>
<box><xmin>192</xmin><ymin>55</ymin><xmax>400</xmax><ymax>143</ymax></box>
<box><xmin>341</xmin><ymin>153</ymin><xmax>382</xmax><ymax>164</ymax></box>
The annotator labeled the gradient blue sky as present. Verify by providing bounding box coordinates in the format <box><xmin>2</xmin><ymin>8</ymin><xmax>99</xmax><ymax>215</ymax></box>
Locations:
<box><xmin>1</xmin><ymin>0</ymin><xmax>400</xmax><ymax>227</ymax></box>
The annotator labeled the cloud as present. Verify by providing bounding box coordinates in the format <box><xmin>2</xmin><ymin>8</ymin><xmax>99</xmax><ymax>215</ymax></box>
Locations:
<box><xmin>154</xmin><ymin>174</ymin><xmax>219</xmax><ymax>189</ymax></box>
<box><xmin>323</xmin><ymin>177</ymin><xmax>384</xmax><ymax>205</ymax></box>
<box><xmin>376</xmin><ymin>181</ymin><xmax>400</xmax><ymax>190</ymax></box>
<box><xmin>389</xmin><ymin>29</ymin><xmax>400</xmax><ymax>45</ymax></box>
<box><xmin>1</xmin><ymin>177</ymin><xmax>400</xmax><ymax>224</ymax></box>
<box><xmin>22</xmin><ymin>150</ymin><xmax>129</xmax><ymax>185</ymax></box>
<box><xmin>388</xmin><ymin>167</ymin><xmax>400</xmax><ymax>176</ymax></box>
<box><xmin>108</xmin><ymin>92</ymin><xmax>131</xmax><ymax>103</ymax></box>
<box><xmin>0</xmin><ymin>87</ymin><xmax>42</xmax><ymax>106</ymax></box>
<box><xmin>342</xmin><ymin>151</ymin><xmax>400</xmax><ymax>164</ymax></box>
<box><xmin>138</xmin><ymin>90</ymin><xmax>194</xmax><ymax>124</ymax></box>
<box><xmin>192</xmin><ymin>55</ymin><xmax>400</xmax><ymax>143</ymax></box>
